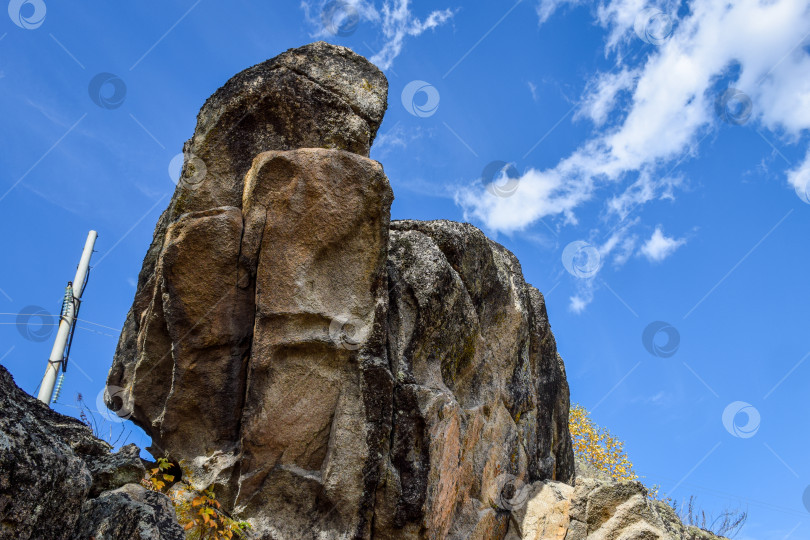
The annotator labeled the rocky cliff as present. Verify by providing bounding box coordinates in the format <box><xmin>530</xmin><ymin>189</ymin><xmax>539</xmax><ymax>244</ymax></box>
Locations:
<box><xmin>106</xmin><ymin>42</ymin><xmax>574</xmax><ymax>539</ymax></box>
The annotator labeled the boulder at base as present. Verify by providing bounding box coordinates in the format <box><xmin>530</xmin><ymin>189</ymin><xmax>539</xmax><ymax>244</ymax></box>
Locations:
<box><xmin>0</xmin><ymin>364</ymin><xmax>181</xmax><ymax>540</ymax></box>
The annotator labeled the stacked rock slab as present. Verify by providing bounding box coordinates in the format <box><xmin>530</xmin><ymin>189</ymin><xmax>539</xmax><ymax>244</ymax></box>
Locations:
<box><xmin>108</xmin><ymin>42</ymin><xmax>575</xmax><ymax>539</ymax></box>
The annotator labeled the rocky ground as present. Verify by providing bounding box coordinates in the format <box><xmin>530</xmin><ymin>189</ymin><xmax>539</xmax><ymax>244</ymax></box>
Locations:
<box><xmin>507</xmin><ymin>459</ymin><xmax>725</xmax><ymax>539</ymax></box>
<box><xmin>0</xmin><ymin>364</ymin><xmax>183</xmax><ymax>540</ymax></box>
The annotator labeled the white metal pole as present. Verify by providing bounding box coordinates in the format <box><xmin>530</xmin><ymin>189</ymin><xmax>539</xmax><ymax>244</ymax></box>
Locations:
<box><xmin>37</xmin><ymin>230</ymin><xmax>98</xmax><ymax>405</ymax></box>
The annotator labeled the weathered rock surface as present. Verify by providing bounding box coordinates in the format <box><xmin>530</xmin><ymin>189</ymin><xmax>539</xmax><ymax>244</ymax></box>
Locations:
<box><xmin>74</xmin><ymin>483</ymin><xmax>186</xmax><ymax>540</ymax></box>
<box><xmin>115</xmin><ymin>42</ymin><xmax>389</xmax><ymax>407</ymax></box>
<box><xmin>86</xmin><ymin>442</ymin><xmax>145</xmax><ymax>497</ymax></box>
<box><xmin>0</xmin><ymin>364</ymin><xmax>180</xmax><ymax>540</ymax></box>
<box><xmin>108</xmin><ymin>42</ymin><xmax>574</xmax><ymax>539</ymax></box>
<box><xmin>507</xmin><ymin>461</ymin><xmax>726</xmax><ymax>540</ymax></box>
<box><xmin>378</xmin><ymin>220</ymin><xmax>574</xmax><ymax>539</ymax></box>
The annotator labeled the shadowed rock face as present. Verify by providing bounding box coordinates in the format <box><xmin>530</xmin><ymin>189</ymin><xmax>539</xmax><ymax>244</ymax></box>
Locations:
<box><xmin>108</xmin><ymin>42</ymin><xmax>575</xmax><ymax>539</ymax></box>
<box><xmin>0</xmin><ymin>364</ymin><xmax>181</xmax><ymax>540</ymax></box>
<box><xmin>377</xmin><ymin>220</ymin><xmax>574</xmax><ymax>539</ymax></box>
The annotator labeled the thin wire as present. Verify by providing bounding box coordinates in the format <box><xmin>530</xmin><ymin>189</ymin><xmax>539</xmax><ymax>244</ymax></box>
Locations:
<box><xmin>0</xmin><ymin>322</ymin><xmax>60</xmax><ymax>325</ymax></box>
<box><xmin>0</xmin><ymin>314</ymin><xmax>121</xmax><ymax>332</ymax></box>
<box><xmin>76</xmin><ymin>318</ymin><xmax>121</xmax><ymax>332</ymax></box>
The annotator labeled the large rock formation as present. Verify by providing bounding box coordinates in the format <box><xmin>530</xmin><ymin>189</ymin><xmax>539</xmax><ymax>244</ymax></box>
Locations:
<box><xmin>107</xmin><ymin>42</ymin><xmax>574</xmax><ymax>539</ymax></box>
<box><xmin>0</xmin><ymin>364</ymin><xmax>182</xmax><ymax>540</ymax></box>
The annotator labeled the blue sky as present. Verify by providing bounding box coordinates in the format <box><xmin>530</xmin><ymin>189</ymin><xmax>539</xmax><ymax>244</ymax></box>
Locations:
<box><xmin>1</xmin><ymin>0</ymin><xmax>809</xmax><ymax>537</ymax></box>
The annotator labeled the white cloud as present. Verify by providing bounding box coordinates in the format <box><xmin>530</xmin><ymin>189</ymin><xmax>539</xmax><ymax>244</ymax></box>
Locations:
<box><xmin>575</xmin><ymin>67</ymin><xmax>639</xmax><ymax>126</ymax></box>
<box><xmin>569</xmin><ymin>293</ymin><xmax>591</xmax><ymax>313</ymax></box>
<box><xmin>599</xmin><ymin>216</ymin><xmax>639</xmax><ymax>266</ymax></box>
<box><xmin>537</xmin><ymin>0</ymin><xmax>681</xmax><ymax>51</ymax></box>
<box><xmin>613</xmin><ymin>233</ymin><xmax>638</xmax><ymax>266</ymax></box>
<box><xmin>371</xmin><ymin>1</ymin><xmax>454</xmax><ymax>69</ymax></box>
<box><xmin>787</xmin><ymin>147</ymin><xmax>810</xmax><ymax>203</ymax></box>
<box><xmin>640</xmin><ymin>226</ymin><xmax>685</xmax><ymax>262</ymax></box>
<box><xmin>528</xmin><ymin>81</ymin><xmax>539</xmax><ymax>101</ymax></box>
<box><xmin>605</xmin><ymin>169</ymin><xmax>683</xmax><ymax>220</ymax></box>
<box><xmin>595</xmin><ymin>0</ymin><xmax>678</xmax><ymax>52</ymax></box>
<box><xmin>455</xmin><ymin>163</ymin><xmax>593</xmax><ymax>233</ymax></box>
<box><xmin>301</xmin><ymin>0</ymin><xmax>380</xmax><ymax>34</ymax></box>
<box><xmin>563</xmin><ymin>223</ymin><xmax>637</xmax><ymax>314</ymax></box>
<box><xmin>537</xmin><ymin>0</ymin><xmax>583</xmax><ymax>25</ymax></box>
<box><xmin>301</xmin><ymin>1</ymin><xmax>454</xmax><ymax>70</ymax></box>
<box><xmin>372</xmin><ymin>122</ymin><xmax>414</xmax><ymax>156</ymax></box>
<box><xmin>458</xmin><ymin>0</ymin><xmax>810</xmax><ymax>234</ymax></box>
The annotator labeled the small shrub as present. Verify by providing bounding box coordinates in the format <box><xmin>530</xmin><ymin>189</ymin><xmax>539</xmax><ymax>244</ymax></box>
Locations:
<box><xmin>143</xmin><ymin>458</ymin><xmax>252</xmax><ymax>539</ymax></box>
<box><xmin>569</xmin><ymin>405</ymin><xmax>748</xmax><ymax>538</ymax></box>
<box><xmin>142</xmin><ymin>457</ymin><xmax>175</xmax><ymax>492</ymax></box>
<box><xmin>569</xmin><ymin>404</ymin><xmax>637</xmax><ymax>482</ymax></box>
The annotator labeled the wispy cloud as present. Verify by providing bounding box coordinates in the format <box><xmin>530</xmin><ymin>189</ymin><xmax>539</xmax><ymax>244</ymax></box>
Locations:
<box><xmin>301</xmin><ymin>0</ymin><xmax>455</xmax><ymax>70</ymax></box>
<box><xmin>640</xmin><ymin>226</ymin><xmax>685</xmax><ymax>263</ymax></box>
<box><xmin>536</xmin><ymin>0</ymin><xmax>583</xmax><ymax>25</ymax></box>
<box><xmin>574</xmin><ymin>67</ymin><xmax>638</xmax><ymax>126</ymax></box>
<box><xmin>372</xmin><ymin>1</ymin><xmax>454</xmax><ymax>69</ymax></box>
<box><xmin>301</xmin><ymin>0</ymin><xmax>380</xmax><ymax>33</ymax></box>
<box><xmin>372</xmin><ymin>122</ymin><xmax>421</xmax><ymax>156</ymax></box>
<box><xmin>569</xmin><ymin>291</ymin><xmax>592</xmax><ymax>313</ymax></box>
<box><xmin>787</xmin><ymin>147</ymin><xmax>810</xmax><ymax>203</ymax></box>
<box><xmin>527</xmin><ymin>81</ymin><xmax>539</xmax><ymax>101</ymax></box>
<box><xmin>459</xmin><ymin>0</ymin><xmax>810</xmax><ymax>234</ymax></box>
<box><xmin>566</xmin><ymin>219</ymin><xmax>638</xmax><ymax>313</ymax></box>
